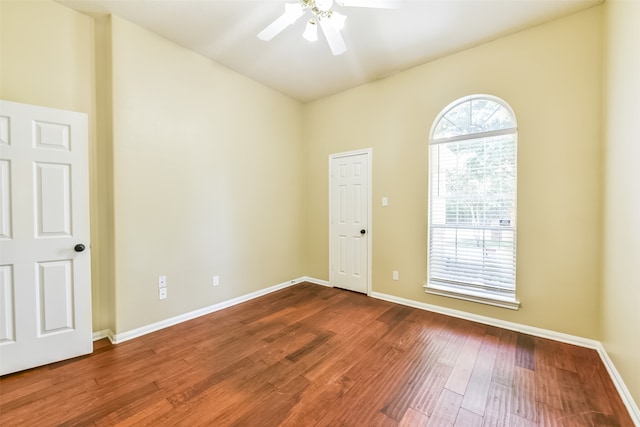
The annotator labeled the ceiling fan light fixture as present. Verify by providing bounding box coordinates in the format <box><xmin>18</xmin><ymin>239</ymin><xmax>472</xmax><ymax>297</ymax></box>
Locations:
<box><xmin>283</xmin><ymin>2</ymin><xmax>305</xmax><ymax>21</ymax></box>
<box><xmin>319</xmin><ymin>16</ymin><xmax>347</xmax><ymax>55</ymax></box>
<box><xmin>303</xmin><ymin>19</ymin><xmax>318</xmax><ymax>41</ymax></box>
<box><xmin>259</xmin><ymin>0</ymin><xmax>395</xmax><ymax>54</ymax></box>
<box><xmin>257</xmin><ymin>2</ymin><xmax>305</xmax><ymax>41</ymax></box>
<box><xmin>329</xmin><ymin>11</ymin><xmax>347</xmax><ymax>30</ymax></box>
<box><xmin>315</xmin><ymin>0</ymin><xmax>334</xmax><ymax>12</ymax></box>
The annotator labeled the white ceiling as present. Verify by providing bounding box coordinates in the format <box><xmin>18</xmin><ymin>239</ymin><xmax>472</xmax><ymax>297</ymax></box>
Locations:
<box><xmin>59</xmin><ymin>0</ymin><xmax>601</xmax><ymax>103</ymax></box>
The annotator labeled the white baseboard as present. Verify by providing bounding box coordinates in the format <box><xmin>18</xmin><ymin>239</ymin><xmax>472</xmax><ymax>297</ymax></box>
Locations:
<box><xmin>370</xmin><ymin>291</ymin><xmax>640</xmax><ymax>425</ymax></box>
<box><xmin>370</xmin><ymin>291</ymin><xmax>600</xmax><ymax>348</ymax></box>
<box><xmin>92</xmin><ymin>329</ymin><xmax>114</xmax><ymax>342</ymax></box>
<box><xmin>107</xmin><ymin>277</ymin><xmax>312</xmax><ymax>344</ymax></box>
<box><xmin>299</xmin><ymin>276</ymin><xmax>331</xmax><ymax>287</ymax></box>
<box><xmin>595</xmin><ymin>344</ymin><xmax>640</xmax><ymax>425</ymax></box>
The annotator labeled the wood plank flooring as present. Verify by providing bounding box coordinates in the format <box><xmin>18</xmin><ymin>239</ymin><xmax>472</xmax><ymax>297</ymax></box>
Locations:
<box><xmin>0</xmin><ymin>283</ymin><xmax>634</xmax><ymax>426</ymax></box>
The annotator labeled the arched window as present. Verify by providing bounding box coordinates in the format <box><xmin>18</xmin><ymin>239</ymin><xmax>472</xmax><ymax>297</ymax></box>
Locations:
<box><xmin>427</xmin><ymin>95</ymin><xmax>519</xmax><ymax>309</ymax></box>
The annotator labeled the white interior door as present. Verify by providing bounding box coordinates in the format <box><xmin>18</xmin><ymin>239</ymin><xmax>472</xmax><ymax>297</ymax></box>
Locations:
<box><xmin>329</xmin><ymin>150</ymin><xmax>371</xmax><ymax>294</ymax></box>
<box><xmin>0</xmin><ymin>100</ymin><xmax>92</xmax><ymax>376</ymax></box>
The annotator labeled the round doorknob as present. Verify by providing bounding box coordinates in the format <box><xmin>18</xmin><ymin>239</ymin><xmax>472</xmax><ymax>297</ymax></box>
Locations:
<box><xmin>74</xmin><ymin>244</ymin><xmax>86</xmax><ymax>253</ymax></box>
<box><xmin>360</xmin><ymin>229</ymin><xmax>366</xmax><ymax>235</ymax></box>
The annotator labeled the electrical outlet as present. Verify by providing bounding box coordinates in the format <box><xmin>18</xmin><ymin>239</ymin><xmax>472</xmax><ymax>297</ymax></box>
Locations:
<box><xmin>158</xmin><ymin>275</ymin><xmax>167</xmax><ymax>288</ymax></box>
<box><xmin>213</xmin><ymin>275</ymin><xmax>219</xmax><ymax>287</ymax></box>
<box><xmin>393</xmin><ymin>271</ymin><xmax>399</xmax><ymax>281</ymax></box>
<box><xmin>159</xmin><ymin>288</ymin><xmax>167</xmax><ymax>300</ymax></box>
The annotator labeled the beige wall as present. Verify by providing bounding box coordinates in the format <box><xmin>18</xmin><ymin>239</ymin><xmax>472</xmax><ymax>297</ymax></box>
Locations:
<box><xmin>0</xmin><ymin>0</ymin><xmax>93</xmax><ymax>113</ymax></box>
<box><xmin>304</xmin><ymin>7</ymin><xmax>603</xmax><ymax>339</ymax></box>
<box><xmin>603</xmin><ymin>0</ymin><xmax>640</xmax><ymax>407</ymax></box>
<box><xmin>0</xmin><ymin>0</ymin><xmax>113</xmax><ymax>331</ymax></box>
<box><xmin>109</xmin><ymin>16</ymin><xmax>305</xmax><ymax>332</ymax></box>
<box><xmin>0</xmin><ymin>1</ymin><xmax>305</xmax><ymax>334</ymax></box>
<box><xmin>92</xmin><ymin>15</ymin><xmax>116</xmax><ymax>333</ymax></box>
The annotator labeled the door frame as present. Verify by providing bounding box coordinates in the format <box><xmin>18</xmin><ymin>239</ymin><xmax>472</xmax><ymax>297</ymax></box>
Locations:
<box><xmin>328</xmin><ymin>148</ymin><xmax>372</xmax><ymax>296</ymax></box>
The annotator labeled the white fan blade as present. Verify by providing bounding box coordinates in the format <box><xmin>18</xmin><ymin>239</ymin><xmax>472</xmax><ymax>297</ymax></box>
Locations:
<box><xmin>319</xmin><ymin>18</ymin><xmax>346</xmax><ymax>56</ymax></box>
<box><xmin>258</xmin><ymin>3</ymin><xmax>304</xmax><ymax>41</ymax></box>
<box><xmin>336</xmin><ymin>0</ymin><xmax>401</xmax><ymax>9</ymax></box>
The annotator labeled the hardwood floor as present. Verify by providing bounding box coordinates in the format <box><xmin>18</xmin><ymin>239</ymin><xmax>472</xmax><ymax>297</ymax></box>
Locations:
<box><xmin>0</xmin><ymin>283</ymin><xmax>634</xmax><ymax>426</ymax></box>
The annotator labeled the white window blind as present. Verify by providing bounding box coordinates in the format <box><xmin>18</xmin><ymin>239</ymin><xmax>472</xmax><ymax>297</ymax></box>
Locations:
<box><xmin>428</xmin><ymin>96</ymin><xmax>517</xmax><ymax>303</ymax></box>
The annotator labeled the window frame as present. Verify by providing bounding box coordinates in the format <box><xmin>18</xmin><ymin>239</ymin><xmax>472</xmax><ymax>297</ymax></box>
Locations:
<box><xmin>426</xmin><ymin>94</ymin><xmax>520</xmax><ymax>310</ymax></box>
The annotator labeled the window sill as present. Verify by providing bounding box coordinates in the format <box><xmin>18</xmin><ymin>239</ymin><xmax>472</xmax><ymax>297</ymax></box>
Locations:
<box><xmin>424</xmin><ymin>283</ymin><xmax>520</xmax><ymax>310</ymax></box>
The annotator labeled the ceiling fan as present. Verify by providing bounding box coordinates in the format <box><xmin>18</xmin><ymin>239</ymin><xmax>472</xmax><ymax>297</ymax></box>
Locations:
<box><xmin>258</xmin><ymin>0</ymin><xmax>400</xmax><ymax>56</ymax></box>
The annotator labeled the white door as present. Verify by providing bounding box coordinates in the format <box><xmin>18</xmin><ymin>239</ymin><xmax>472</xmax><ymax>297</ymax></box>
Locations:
<box><xmin>0</xmin><ymin>100</ymin><xmax>92</xmax><ymax>375</ymax></box>
<box><xmin>329</xmin><ymin>150</ymin><xmax>371</xmax><ymax>294</ymax></box>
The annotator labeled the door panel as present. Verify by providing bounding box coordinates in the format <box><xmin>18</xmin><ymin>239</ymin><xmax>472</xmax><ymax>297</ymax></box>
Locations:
<box><xmin>0</xmin><ymin>266</ymin><xmax>14</xmax><ymax>343</ymax></box>
<box><xmin>0</xmin><ymin>160</ymin><xmax>11</xmax><ymax>239</ymax></box>
<box><xmin>35</xmin><ymin>162</ymin><xmax>72</xmax><ymax>237</ymax></box>
<box><xmin>330</xmin><ymin>151</ymin><xmax>371</xmax><ymax>294</ymax></box>
<box><xmin>38</xmin><ymin>260</ymin><xmax>75</xmax><ymax>334</ymax></box>
<box><xmin>0</xmin><ymin>100</ymin><xmax>92</xmax><ymax>376</ymax></box>
<box><xmin>34</xmin><ymin>121</ymin><xmax>71</xmax><ymax>150</ymax></box>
